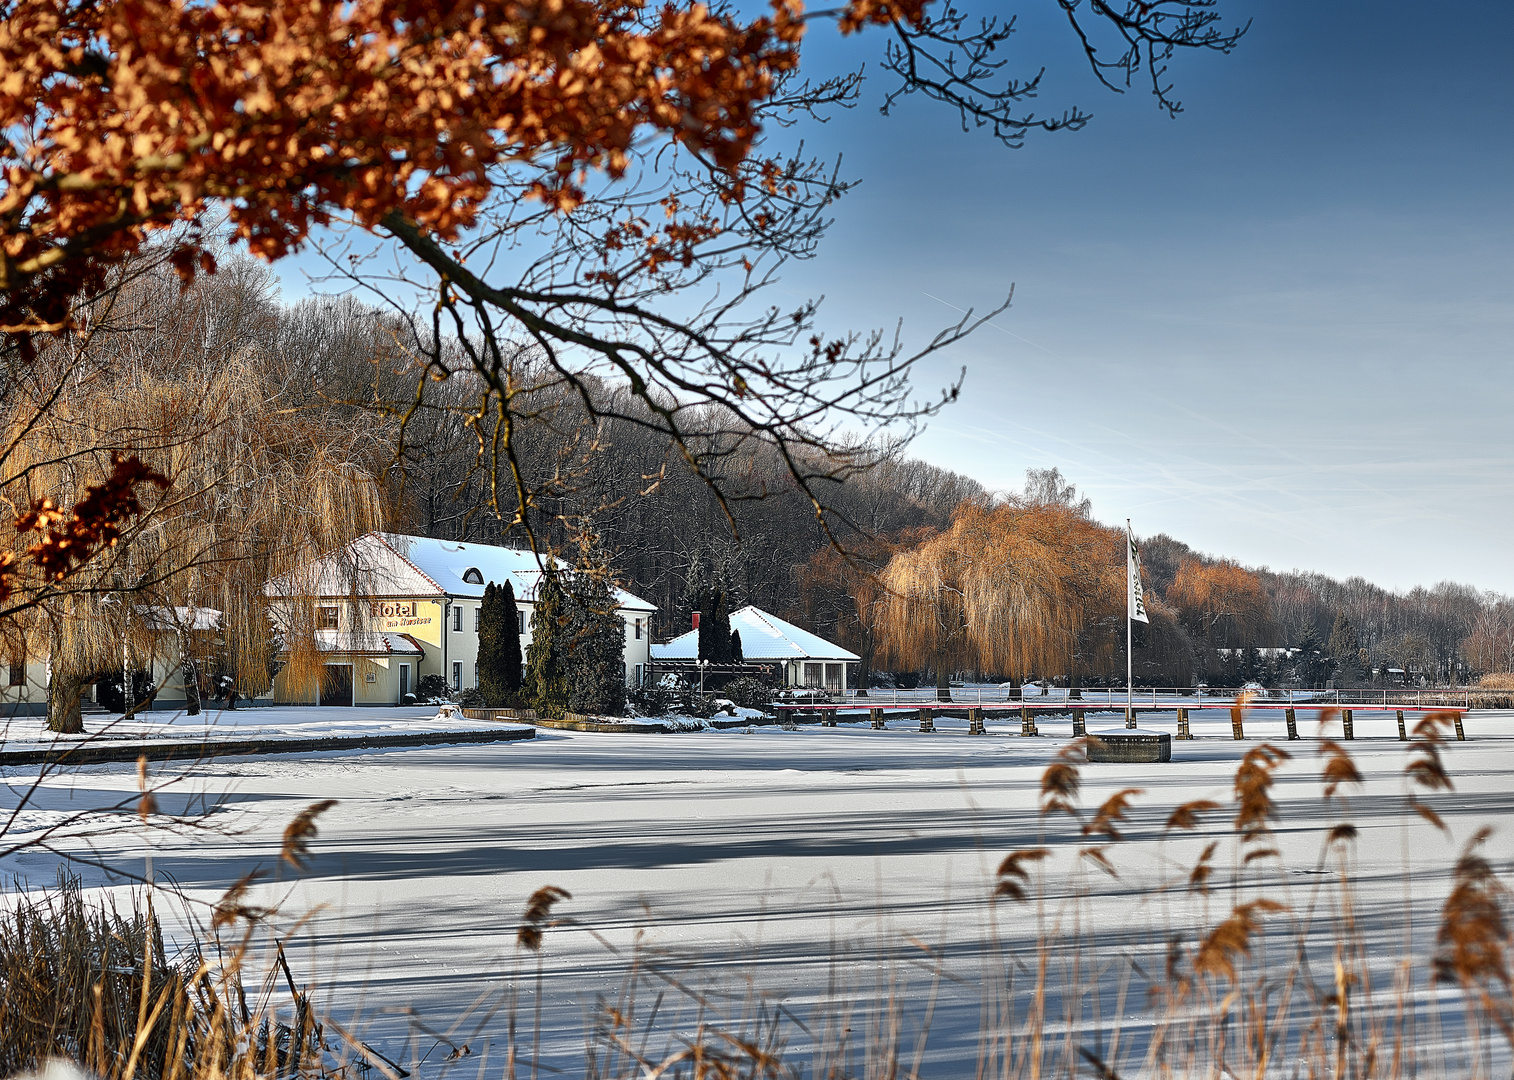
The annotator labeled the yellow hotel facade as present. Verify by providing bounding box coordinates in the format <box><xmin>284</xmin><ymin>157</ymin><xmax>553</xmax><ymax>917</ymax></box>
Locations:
<box><xmin>266</xmin><ymin>533</ymin><xmax>657</xmax><ymax>706</ymax></box>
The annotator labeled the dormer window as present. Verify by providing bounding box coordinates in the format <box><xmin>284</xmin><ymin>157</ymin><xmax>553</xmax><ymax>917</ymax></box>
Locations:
<box><xmin>462</xmin><ymin>567</ymin><xmax>484</xmax><ymax>585</ymax></box>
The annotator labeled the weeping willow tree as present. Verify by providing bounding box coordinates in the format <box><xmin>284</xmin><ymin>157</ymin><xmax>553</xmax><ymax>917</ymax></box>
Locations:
<box><xmin>875</xmin><ymin>502</ymin><xmax>1124</xmax><ymax>697</ymax></box>
<box><xmin>0</xmin><ymin>275</ymin><xmax>387</xmax><ymax>732</ymax></box>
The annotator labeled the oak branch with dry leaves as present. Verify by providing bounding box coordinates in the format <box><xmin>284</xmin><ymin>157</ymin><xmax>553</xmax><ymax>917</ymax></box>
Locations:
<box><xmin>1</xmin><ymin>0</ymin><xmax>1243</xmax><ymax>545</ymax></box>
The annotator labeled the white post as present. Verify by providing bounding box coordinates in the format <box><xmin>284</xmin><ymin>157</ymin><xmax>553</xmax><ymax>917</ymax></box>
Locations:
<box><xmin>1126</xmin><ymin>599</ymin><xmax>1132</xmax><ymax>716</ymax></box>
<box><xmin>1125</xmin><ymin>519</ymin><xmax>1135</xmax><ymax>718</ymax></box>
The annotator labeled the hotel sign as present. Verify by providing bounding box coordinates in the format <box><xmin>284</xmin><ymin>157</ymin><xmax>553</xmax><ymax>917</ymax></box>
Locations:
<box><xmin>372</xmin><ymin>601</ymin><xmax>434</xmax><ymax>632</ymax></box>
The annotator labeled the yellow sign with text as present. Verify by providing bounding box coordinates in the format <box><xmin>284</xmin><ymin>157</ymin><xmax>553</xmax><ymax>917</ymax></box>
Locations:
<box><xmin>372</xmin><ymin>600</ymin><xmax>442</xmax><ymax>646</ymax></box>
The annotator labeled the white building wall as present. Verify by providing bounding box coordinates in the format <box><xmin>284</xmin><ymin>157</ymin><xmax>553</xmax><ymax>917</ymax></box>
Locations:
<box><xmin>413</xmin><ymin>597</ymin><xmax>651</xmax><ymax>691</ymax></box>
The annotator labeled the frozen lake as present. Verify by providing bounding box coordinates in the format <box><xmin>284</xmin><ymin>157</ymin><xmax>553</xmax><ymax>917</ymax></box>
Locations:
<box><xmin>6</xmin><ymin>706</ymin><xmax>1513</xmax><ymax>1077</ymax></box>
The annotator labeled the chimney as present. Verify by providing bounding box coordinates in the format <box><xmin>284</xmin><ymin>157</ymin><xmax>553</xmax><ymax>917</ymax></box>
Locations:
<box><xmin>692</xmin><ymin>612</ymin><xmax>701</xmax><ymax>630</ymax></box>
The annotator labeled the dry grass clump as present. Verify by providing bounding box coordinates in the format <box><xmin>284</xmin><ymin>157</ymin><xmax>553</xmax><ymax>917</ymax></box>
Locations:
<box><xmin>0</xmin><ymin>875</ymin><xmax>198</xmax><ymax>1080</ymax></box>
<box><xmin>0</xmin><ymin>874</ymin><xmax>333</xmax><ymax>1080</ymax></box>
<box><xmin>1471</xmin><ymin>673</ymin><xmax>1514</xmax><ymax>708</ymax></box>
<box><xmin>0</xmin><ymin>800</ymin><xmax>366</xmax><ymax>1080</ymax></box>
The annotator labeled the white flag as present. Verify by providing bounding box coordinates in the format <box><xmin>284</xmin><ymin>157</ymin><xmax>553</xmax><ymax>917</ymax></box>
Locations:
<box><xmin>1127</xmin><ymin>522</ymin><xmax>1149</xmax><ymax>624</ymax></box>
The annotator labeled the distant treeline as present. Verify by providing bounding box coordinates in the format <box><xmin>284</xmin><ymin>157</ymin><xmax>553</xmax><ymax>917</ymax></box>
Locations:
<box><xmin>52</xmin><ymin>261</ymin><xmax>1508</xmax><ymax>690</ymax></box>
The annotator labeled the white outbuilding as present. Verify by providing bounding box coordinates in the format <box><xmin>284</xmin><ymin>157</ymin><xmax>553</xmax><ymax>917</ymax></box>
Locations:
<box><xmin>651</xmin><ymin>605</ymin><xmax>858</xmax><ymax>691</ymax></box>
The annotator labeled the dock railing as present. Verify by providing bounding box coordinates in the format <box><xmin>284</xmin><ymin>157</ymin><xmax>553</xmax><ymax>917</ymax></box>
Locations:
<box><xmin>786</xmin><ymin>685</ymin><xmax>1474</xmax><ymax>711</ymax></box>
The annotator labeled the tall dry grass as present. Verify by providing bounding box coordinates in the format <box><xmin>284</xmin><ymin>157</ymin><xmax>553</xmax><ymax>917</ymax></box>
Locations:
<box><xmin>0</xmin><ymin>800</ymin><xmax>389</xmax><ymax>1080</ymax></box>
<box><xmin>6</xmin><ymin>710</ymin><xmax>1512</xmax><ymax>1080</ymax></box>
<box><xmin>1471</xmin><ymin>674</ymin><xmax>1514</xmax><ymax>709</ymax></box>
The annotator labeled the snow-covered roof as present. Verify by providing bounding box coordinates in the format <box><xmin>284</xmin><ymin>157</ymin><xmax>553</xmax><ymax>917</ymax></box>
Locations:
<box><xmin>266</xmin><ymin>532</ymin><xmax>656</xmax><ymax>613</ymax></box>
<box><xmin>315</xmin><ymin>630</ymin><xmax>425</xmax><ymax>656</ymax></box>
<box><xmin>651</xmin><ymin>605</ymin><xmax>858</xmax><ymax>663</ymax></box>
<box><xmin>136</xmin><ymin>605</ymin><xmax>223</xmax><ymax>632</ymax></box>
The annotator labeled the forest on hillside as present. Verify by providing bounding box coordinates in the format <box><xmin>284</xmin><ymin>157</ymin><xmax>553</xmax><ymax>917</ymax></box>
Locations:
<box><xmin>9</xmin><ymin>256</ymin><xmax>1509</xmax><ymax>693</ymax></box>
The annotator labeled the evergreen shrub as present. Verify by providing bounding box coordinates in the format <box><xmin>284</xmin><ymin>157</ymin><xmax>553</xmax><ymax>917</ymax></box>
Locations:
<box><xmin>721</xmin><ymin>676</ymin><xmax>770</xmax><ymax>711</ymax></box>
<box><xmin>96</xmin><ymin>669</ymin><xmax>155</xmax><ymax>714</ymax></box>
<box><xmin>416</xmin><ymin>673</ymin><xmax>450</xmax><ymax>701</ymax></box>
<box><xmin>478</xmin><ymin>580</ymin><xmax>523</xmax><ymax>706</ymax></box>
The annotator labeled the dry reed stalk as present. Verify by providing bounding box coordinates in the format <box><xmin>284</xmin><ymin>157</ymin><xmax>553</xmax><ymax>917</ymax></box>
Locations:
<box><xmin>19</xmin><ymin>720</ymin><xmax>1514</xmax><ymax>1080</ymax></box>
<box><xmin>415</xmin><ymin>778</ymin><xmax>1514</xmax><ymax>1080</ymax></box>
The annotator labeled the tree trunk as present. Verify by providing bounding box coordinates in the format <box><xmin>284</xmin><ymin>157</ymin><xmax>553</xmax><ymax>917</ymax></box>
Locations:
<box><xmin>855</xmin><ymin>629</ymin><xmax>874</xmax><ymax>698</ymax></box>
<box><xmin>935</xmin><ymin>658</ymin><xmax>952</xmax><ymax>702</ymax></box>
<box><xmin>182</xmin><ymin>658</ymin><xmax>202</xmax><ymax>716</ymax></box>
<box><xmin>47</xmin><ymin>672</ymin><xmax>86</xmax><ymax>734</ymax></box>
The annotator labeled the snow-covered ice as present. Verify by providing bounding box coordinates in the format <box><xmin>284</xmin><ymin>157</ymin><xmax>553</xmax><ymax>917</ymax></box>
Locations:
<box><xmin>4</xmin><ymin>705</ymin><xmax>1512</xmax><ymax>1076</ymax></box>
<box><xmin>0</xmin><ymin>704</ymin><xmax>517</xmax><ymax>746</ymax></box>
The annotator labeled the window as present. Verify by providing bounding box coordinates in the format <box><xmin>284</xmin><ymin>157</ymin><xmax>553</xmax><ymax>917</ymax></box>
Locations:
<box><xmin>474</xmin><ymin>608</ymin><xmax>481</xmax><ymax>632</ymax></box>
<box><xmin>318</xmin><ymin>606</ymin><xmax>339</xmax><ymax>629</ymax></box>
<box><xmin>452</xmin><ymin>661</ymin><xmax>461</xmax><ymax>690</ymax></box>
<box><xmin>473</xmin><ymin>663</ymin><xmax>479</xmax><ymax>688</ymax></box>
<box><xmin>7</xmin><ymin>663</ymin><xmax>23</xmax><ymax>687</ymax></box>
<box><xmin>462</xmin><ymin>567</ymin><xmax>484</xmax><ymax>585</ymax></box>
<box><xmin>453</xmin><ymin>606</ymin><xmax>462</xmax><ymax>632</ymax></box>
<box><xmin>634</xmin><ymin>619</ymin><xmax>642</xmax><ymax>641</ymax></box>
<box><xmin>517</xmin><ymin>610</ymin><xmax>525</xmax><ymax>634</ymax></box>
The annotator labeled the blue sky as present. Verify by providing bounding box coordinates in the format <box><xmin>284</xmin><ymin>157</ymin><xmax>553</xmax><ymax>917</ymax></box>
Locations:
<box><xmin>766</xmin><ymin>0</ymin><xmax>1514</xmax><ymax>593</ymax></box>
<box><xmin>273</xmin><ymin>0</ymin><xmax>1513</xmax><ymax>594</ymax></box>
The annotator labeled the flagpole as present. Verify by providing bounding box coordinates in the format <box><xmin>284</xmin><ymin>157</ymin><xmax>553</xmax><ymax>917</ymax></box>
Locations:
<box><xmin>1126</xmin><ymin>519</ymin><xmax>1133</xmax><ymax>716</ymax></box>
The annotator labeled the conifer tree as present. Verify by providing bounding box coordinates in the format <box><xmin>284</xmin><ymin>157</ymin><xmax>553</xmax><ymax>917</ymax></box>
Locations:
<box><xmin>730</xmin><ymin>628</ymin><xmax>743</xmax><ymax>663</ymax></box>
<box><xmin>1294</xmin><ymin>625</ymin><xmax>1332</xmax><ymax>687</ymax></box>
<box><xmin>697</xmin><ymin>587</ymin><xmax>716</xmax><ymax>661</ymax></box>
<box><xmin>563</xmin><ymin>569</ymin><xmax>628</xmax><ymax>717</ymax></box>
<box><xmin>1328</xmin><ymin>611</ymin><xmax>1362</xmax><ymax>683</ymax></box>
<box><xmin>714</xmin><ymin>596</ymin><xmax>733</xmax><ymax>664</ymax></box>
<box><xmin>524</xmin><ymin>568</ymin><xmax>571</xmax><ymax>719</ymax></box>
<box><xmin>697</xmin><ymin>587</ymin><xmax>732</xmax><ymax>664</ymax></box>
<box><xmin>479</xmin><ymin>580</ymin><xmax>523</xmax><ymax>706</ymax></box>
